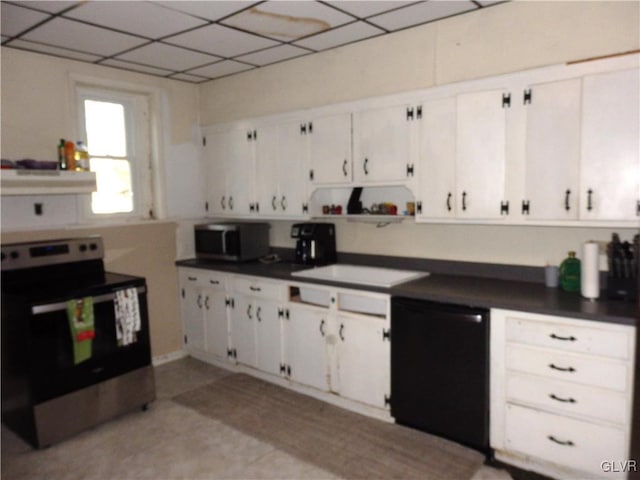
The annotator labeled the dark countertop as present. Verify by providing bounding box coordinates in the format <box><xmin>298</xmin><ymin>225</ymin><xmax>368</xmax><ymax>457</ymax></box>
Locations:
<box><xmin>176</xmin><ymin>258</ymin><xmax>638</xmax><ymax>326</ymax></box>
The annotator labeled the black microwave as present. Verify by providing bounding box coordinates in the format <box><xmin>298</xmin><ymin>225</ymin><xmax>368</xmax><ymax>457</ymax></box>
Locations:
<box><xmin>195</xmin><ymin>222</ymin><xmax>270</xmax><ymax>262</ymax></box>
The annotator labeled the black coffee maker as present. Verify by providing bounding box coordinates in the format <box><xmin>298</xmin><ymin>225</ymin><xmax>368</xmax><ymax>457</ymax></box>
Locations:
<box><xmin>291</xmin><ymin>223</ymin><xmax>336</xmax><ymax>265</ymax></box>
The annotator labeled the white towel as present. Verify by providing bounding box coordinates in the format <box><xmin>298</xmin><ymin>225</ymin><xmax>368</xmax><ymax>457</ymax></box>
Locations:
<box><xmin>114</xmin><ymin>287</ymin><xmax>141</xmax><ymax>346</ymax></box>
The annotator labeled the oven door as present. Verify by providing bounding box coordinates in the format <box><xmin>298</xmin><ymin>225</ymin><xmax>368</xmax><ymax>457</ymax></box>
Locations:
<box><xmin>27</xmin><ymin>285</ymin><xmax>151</xmax><ymax>404</ymax></box>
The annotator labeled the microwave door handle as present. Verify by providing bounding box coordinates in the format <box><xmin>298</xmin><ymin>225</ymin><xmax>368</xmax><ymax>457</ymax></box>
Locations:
<box><xmin>222</xmin><ymin>230</ymin><xmax>228</xmax><ymax>255</ymax></box>
<box><xmin>31</xmin><ymin>286</ymin><xmax>147</xmax><ymax>315</ymax></box>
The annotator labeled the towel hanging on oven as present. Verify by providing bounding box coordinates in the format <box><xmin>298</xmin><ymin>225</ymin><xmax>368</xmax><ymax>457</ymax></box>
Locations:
<box><xmin>66</xmin><ymin>297</ymin><xmax>95</xmax><ymax>365</ymax></box>
<box><xmin>114</xmin><ymin>288</ymin><xmax>141</xmax><ymax>346</ymax></box>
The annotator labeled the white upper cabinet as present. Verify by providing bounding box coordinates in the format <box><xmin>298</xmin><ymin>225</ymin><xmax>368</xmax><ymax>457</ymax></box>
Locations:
<box><xmin>580</xmin><ymin>68</ymin><xmax>640</xmax><ymax>221</ymax></box>
<box><xmin>352</xmin><ymin>104</ymin><xmax>418</xmax><ymax>184</ymax></box>
<box><xmin>417</xmin><ymin>97</ymin><xmax>456</xmax><ymax>219</ymax></box>
<box><xmin>417</xmin><ymin>89</ymin><xmax>508</xmax><ymax>221</ymax></box>
<box><xmin>523</xmin><ymin>78</ymin><xmax>582</xmax><ymax>220</ymax></box>
<box><xmin>308</xmin><ymin>113</ymin><xmax>353</xmax><ymax>186</ymax></box>
<box><xmin>204</xmin><ymin>126</ymin><xmax>256</xmax><ymax>216</ymax></box>
<box><xmin>456</xmin><ymin>89</ymin><xmax>509</xmax><ymax>219</ymax></box>
<box><xmin>255</xmin><ymin>120</ymin><xmax>308</xmax><ymax>218</ymax></box>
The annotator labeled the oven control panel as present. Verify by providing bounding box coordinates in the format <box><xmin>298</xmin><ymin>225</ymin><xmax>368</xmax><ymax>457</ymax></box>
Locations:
<box><xmin>1</xmin><ymin>237</ymin><xmax>104</xmax><ymax>271</ymax></box>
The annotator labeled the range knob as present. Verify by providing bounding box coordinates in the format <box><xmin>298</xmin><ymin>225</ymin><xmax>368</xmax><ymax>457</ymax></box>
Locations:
<box><xmin>79</xmin><ymin>244</ymin><xmax>88</xmax><ymax>252</ymax></box>
<box><xmin>89</xmin><ymin>243</ymin><xmax>98</xmax><ymax>251</ymax></box>
<box><xmin>10</xmin><ymin>251</ymin><xmax>19</xmax><ymax>260</ymax></box>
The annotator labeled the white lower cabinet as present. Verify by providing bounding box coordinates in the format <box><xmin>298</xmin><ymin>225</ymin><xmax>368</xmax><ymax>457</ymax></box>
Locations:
<box><xmin>491</xmin><ymin>308</ymin><xmax>636</xmax><ymax>479</ymax></box>
<box><xmin>284</xmin><ymin>303</ymin><xmax>330</xmax><ymax>392</ymax></box>
<box><xmin>178</xmin><ymin>268</ymin><xmax>229</xmax><ymax>361</ymax></box>
<box><xmin>334</xmin><ymin>312</ymin><xmax>390</xmax><ymax>409</ymax></box>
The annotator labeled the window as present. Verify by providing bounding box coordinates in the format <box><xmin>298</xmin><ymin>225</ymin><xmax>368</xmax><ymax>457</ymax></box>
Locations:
<box><xmin>77</xmin><ymin>87</ymin><xmax>152</xmax><ymax>219</ymax></box>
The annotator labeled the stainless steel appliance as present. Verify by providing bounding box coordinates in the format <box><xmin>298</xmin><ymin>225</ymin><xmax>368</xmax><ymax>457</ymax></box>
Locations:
<box><xmin>1</xmin><ymin>237</ymin><xmax>155</xmax><ymax>448</ymax></box>
<box><xmin>291</xmin><ymin>223</ymin><xmax>336</xmax><ymax>266</ymax></box>
<box><xmin>195</xmin><ymin>222</ymin><xmax>270</xmax><ymax>262</ymax></box>
<box><xmin>391</xmin><ymin>298</ymin><xmax>490</xmax><ymax>455</ymax></box>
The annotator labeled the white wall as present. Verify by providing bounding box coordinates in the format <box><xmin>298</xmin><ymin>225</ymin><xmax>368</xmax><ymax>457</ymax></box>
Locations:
<box><xmin>199</xmin><ymin>1</ymin><xmax>640</xmax><ymax>268</ymax></box>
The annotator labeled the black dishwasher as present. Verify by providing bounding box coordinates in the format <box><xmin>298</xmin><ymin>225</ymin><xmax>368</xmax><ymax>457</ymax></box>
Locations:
<box><xmin>391</xmin><ymin>297</ymin><xmax>490</xmax><ymax>454</ymax></box>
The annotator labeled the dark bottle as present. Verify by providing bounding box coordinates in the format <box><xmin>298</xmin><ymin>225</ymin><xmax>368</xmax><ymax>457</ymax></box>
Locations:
<box><xmin>559</xmin><ymin>251</ymin><xmax>581</xmax><ymax>292</ymax></box>
<box><xmin>58</xmin><ymin>138</ymin><xmax>66</xmax><ymax>170</ymax></box>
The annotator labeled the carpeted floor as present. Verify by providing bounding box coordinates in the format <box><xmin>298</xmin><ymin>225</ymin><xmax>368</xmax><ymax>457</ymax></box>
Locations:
<box><xmin>174</xmin><ymin>372</ymin><xmax>486</xmax><ymax>480</ymax></box>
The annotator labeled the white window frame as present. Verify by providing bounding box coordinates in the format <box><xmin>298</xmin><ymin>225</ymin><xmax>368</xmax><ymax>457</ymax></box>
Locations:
<box><xmin>71</xmin><ymin>74</ymin><xmax>167</xmax><ymax>224</ymax></box>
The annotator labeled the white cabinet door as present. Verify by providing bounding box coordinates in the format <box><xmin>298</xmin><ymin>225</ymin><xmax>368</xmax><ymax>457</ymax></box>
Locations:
<box><xmin>285</xmin><ymin>304</ymin><xmax>330</xmax><ymax>392</ymax></box>
<box><xmin>226</xmin><ymin>128</ymin><xmax>256</xmax><ymax>215</ymax></box>
<box><xmin>308</xmin><ymin>113</ymin><xmax>353</xmax><ymax>185</ymax></box>
<box><xmin>417</xmin><ymin>97</ymin><xmax>457</xmax><ymax>219</ymax></box>
<box><xmin>524</xmin><ymin>79</ymin><xmax>581</xmax><ymax>220</ymax></box>
<box><xmin>229</xmin><ymin>295</ymin><xmax>257</xmax><ymax>368</ymax></box>
<box><xmin>335</xmin><ymin>313</ymin><xmax>390</xmax><ymax>409</ymax></box>
<box><xmin>580</xmin><ymin>68</ymin><xmax>640</xmax><ymax>221</ymax></box>
<box><xmin>277</xmin><ymin>120</ymin><xmax>307</xmax><ymax>217</ymax></box>
<box><xmin>353</xmin><ymin>104</ymin><xmax>414</xmax><ymax>183</ymax></box>
<box><xmin>204</xmin><ymin>129</ymin><xmax>229</xmax><ymax>217</ymax></box>
<box><xmin>255</xmin><ymin>298</ymin><xmax>282</xmax><ymax>377</ymax></box>
<box><xmin>456</xmin><ymin>89</ymin><xmax>508</xmax><ymax>219</ymax></box>
<box><xmin>180</xmin><ymin>284</ymin><xmax>206</xmax><ymax>353</ymax></box>
<box><xmin>204</xmin><ymin>127</ymin><xmax>255</xmax><ymax>216</ymax></box>
<box><xmin>204</xmin><ymin>290</ymin><xmax>229</xmax><ymax>360</ymax></box>
<box><xmin>255</xmin><ymin>121</ymin><xmax>308</xmax><ymax>218</ymax></box>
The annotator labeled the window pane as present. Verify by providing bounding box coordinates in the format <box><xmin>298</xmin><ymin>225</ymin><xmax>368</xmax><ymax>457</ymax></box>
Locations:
<box><xmin>84</xmin><ymin>100</ymin><xmax>127</xmax><ymax>157</ymax></box>
<box><xmin>90</xmin><ymin>158</ymin><xmax>133</xmax><ymax>214</ymax></box>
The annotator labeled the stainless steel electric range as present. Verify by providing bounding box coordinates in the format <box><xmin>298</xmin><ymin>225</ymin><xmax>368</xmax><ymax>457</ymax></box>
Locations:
<box><xmin>1</xmin><ymin>236</ymin><xmax>155</xmax><ymax>448</ymax></box>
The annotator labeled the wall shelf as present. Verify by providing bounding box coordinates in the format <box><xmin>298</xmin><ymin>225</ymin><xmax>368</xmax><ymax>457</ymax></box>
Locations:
<box><xmin>1</xmin><ymin>170</ymin><xmax>97</xmax><ymax>195</ymax></box>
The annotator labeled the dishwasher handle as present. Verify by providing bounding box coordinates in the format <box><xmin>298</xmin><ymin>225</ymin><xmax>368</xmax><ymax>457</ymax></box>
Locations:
<box><xmin>32</xmin><ymin>286</ymin><xmax>146</xmax><ymax>315</ymax></box>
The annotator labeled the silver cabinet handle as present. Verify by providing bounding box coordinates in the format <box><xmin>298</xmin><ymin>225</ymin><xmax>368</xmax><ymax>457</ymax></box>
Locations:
<box><xmin>281</xmin><ymin>196</ymin><xmax>287</xmax><ymax>211</ymax></box>
<box><xmin>256</xmin><ymin>306</ymin><xmax>262</xmax><ymax>322</ymax></box>
<box><xmin>229</xmin><ymin>196</ymin><xmax>234</xmax><ymax>210</ymax></box>
<box><xmin>221</xmin><ymin>196</ymin><xmax>226</xmax><ymax>210</ymax></box>
<box><xmin>247</xmin><ymin>304</ymin><xmax>253</xmax><ymax>319</ymax></box>
<box><xmin>342</xmin><ymin>159</ymin><xmax>348</xmax><ymax>177</ymax></box>
<box><xmin>319</xmin><ymin>319</ymin><xmax>326</xmax><ymax>337</ymax></box>
<box><xmin>272</xmin><ymin>195</ymin><xmax>277</xmax><ymax>211</ymax></box>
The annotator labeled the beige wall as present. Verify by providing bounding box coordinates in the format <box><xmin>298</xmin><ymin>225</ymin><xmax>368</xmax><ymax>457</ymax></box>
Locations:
<box><xmin>199</xmin><ymin>1</ymin><xmax>640</xmax><ymax>123</ymax></box>
<box><xmin>1</xmin><ymin>223</ymin><xmax>182</xmax><ymax>358</ymax></box>
<box><xmin>1</xmin><ymin>48</ymin><xmax>198</xmax><ymax>358</ymax></box>
<box><xmin>200</xmin><ymin>1</ymin><xmax>640</xmax><ymax>268</ymax></box>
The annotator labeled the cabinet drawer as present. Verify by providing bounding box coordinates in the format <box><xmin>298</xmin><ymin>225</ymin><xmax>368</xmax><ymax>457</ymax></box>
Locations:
<box><xmin>179</xmin><ymin>268</ymin><xmax>226</xmax><ymax>290</ymax></box>
<box><xmin>505</xmin><ymin>404</ymin><xmax>627</xmax><ymax>478</ymax></box>
<box><xmin>505</xmin><ymin>314</ymin><xmax>632</xmax><ymax>360</ymax></box>
<box><xmin>233</xmin><ymin>277</ymin><xmax>285</xmax><ymax>300</ymax></box>
<box><xmin>506</xmin><ymin>344</ymin><xmax>630</xmax><ymax>392</ymax></box>
<box><xmin>506</xmin><ymin>373</ymin><xmax>629</xmax><ymax>425</ymax></box>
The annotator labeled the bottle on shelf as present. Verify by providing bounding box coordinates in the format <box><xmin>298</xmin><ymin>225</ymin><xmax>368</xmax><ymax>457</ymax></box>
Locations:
<box><xmin>559</xmin><ymin>251</ymin><xmax>581</xmax><ymax>292</ymax></box>
<box><xmin>64</xmin><ymin>140</ymin><xmax>76</xmax><ymax>171</ymax></box>
<box><xmin>58</xmin><ymin>138</ymin><xmax>66</xmax><ymax>170</ymax></box>
<box><xmin>74</xmin><ymin>141</ymin><xmax>90</xmax><ymax>171</ymax></box>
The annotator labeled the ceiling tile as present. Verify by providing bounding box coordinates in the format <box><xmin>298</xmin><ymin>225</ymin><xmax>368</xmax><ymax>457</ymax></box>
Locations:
<box><xmin>164</xmin><ymin>24</ymin><xmax>279</xmax><ymax>58</ymax></box>
<box><xmin>14</xmin><ymin>1</ymin><xmax>79</xmax><ymax>14</ymax></box>
<box><xmin>369</xmin><ymin>1</ymin><xmax>478</xmax><ymax>31</ymax></box>
<box><xmin>63</xmin><ymin>1</ymin><xmax>208</xmax><ymax>40</ymax></box>
<box><xmin>169</xmin><ymin>72</ymin><xmax>210</xmax><ymax>83</ymax></box>
<box><xmin>186</xmin><ymin>60</ymin><xmax>254</xmax><ymax>79</ymax></box>
<box><xmin>156</xmin><ymin>1</ymin><xmax>259</xmax><ymax>22</ymax></box>
<box><xmin>222</xmin><ymin>1</ymin><xmax>355</xmax><ymax>42</ymax></box>
<box><xmin>1</xmin><ymin>2</ymin><xmax>51</xmax><ymax>38</ymax></box>
<box><xmin>21</xmin><ymin>17</ymin><xmax>147</xmax><ymax>56</ymax></box>
<box><xmin>116</xmin><ymin>42</ymin><xmax>220</xmax><ymax>71</ymax></box>
<box><xmin>5</xmin><ymin>38</ymin><xmax>102</xmax><ymax>62</ymax></box>
<box><xmin>234</xmin><ymin>44</ymin><xmax>310</xmax><ymax>66</ymax></box>
<box><xmin>100</xmin><ymin>59</ymin><xmax>174</xmax><ymax>76</ymax></box>
<box><xmin>326</xmin><ymin>1</ymin><xmax>418</xmax><ymax>19</ymax></box>
<box><xmin>293</xmin><ymin>21</ymin><xmax>384</xmax><ymax>51</ymax></box>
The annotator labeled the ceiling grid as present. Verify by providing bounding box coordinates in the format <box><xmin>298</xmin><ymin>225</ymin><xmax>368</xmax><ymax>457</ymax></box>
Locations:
<box><xmin>1</xmin><ymin>0</ymin><xmax>503</xmax><ymax>83</ymax></box>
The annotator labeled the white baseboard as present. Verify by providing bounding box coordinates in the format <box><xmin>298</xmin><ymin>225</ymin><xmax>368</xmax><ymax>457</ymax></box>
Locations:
<box><xmin>152</xmin><ymin>349</ymin><xmax>188</xmax><ymax>366</ymax></box>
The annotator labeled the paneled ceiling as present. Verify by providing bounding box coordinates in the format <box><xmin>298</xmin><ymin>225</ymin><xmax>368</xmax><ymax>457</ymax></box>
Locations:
<box><xmin>1</xmin><ymin>1</ymin><xmax>504</xmax><ymax>84</ymax></box>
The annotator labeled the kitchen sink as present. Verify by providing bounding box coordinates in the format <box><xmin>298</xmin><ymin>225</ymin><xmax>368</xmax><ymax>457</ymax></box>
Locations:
<box><xmin>291</xmin><ymin>264</ymin><xmax>428</xmax><ymax>288</ymax></box>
